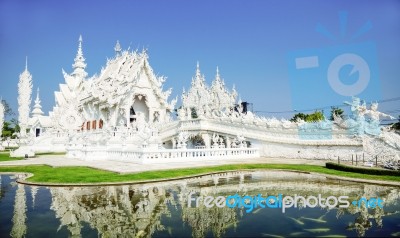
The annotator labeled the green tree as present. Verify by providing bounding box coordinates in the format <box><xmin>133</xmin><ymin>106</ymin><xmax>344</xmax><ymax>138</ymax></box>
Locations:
<box><xmin>307</xmin><ymin>111</ymin><xmax>325</xmax><ymax>122</ymax></box>
<box><xmin>290</xmin><ymin>111</ymin><xmax>324</xmax><ymax>122</ymax></box>
<box><xmin>2</xmin><ymin>121</ymin><xmax>17</xmax><ymax>138</ymax></box>
<box><xmin>1</xmin><ymin>100</ymin><xmax>18</xmax><ymax>139</ymax></box>
<box><xmin>330</xmin><ymin>106</ymin><xmax>344</xmax><ymax>121</ymax></box>
<box><xmin>290</xmin><ymin>113</ymin><xmax>308</xmax><ymax>122</ymax></box>
<box><xmin>1</xmin><ymin>99</ymin><xmax>15</xmax><ymax>117</ymax></box>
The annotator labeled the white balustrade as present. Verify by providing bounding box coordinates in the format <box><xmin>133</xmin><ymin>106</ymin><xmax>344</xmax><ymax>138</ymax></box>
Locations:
<box><xmin>67</xmin><ymin>146</ymin><xmax>259</xmax><ymax>164</ymax></box>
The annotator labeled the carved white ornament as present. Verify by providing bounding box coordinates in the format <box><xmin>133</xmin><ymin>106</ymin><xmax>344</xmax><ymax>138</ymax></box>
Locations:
<box><xmin>181</xmin><ymin>63</ymin><xmax>237</xmax><ymax>119</ymax></box>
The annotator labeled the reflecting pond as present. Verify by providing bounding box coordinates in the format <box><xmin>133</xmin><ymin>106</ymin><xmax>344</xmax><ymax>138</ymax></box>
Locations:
<box><xmin>0</xmin><ymin>171</ymin><xmax>400</xmax><ymax>237</ymax></box>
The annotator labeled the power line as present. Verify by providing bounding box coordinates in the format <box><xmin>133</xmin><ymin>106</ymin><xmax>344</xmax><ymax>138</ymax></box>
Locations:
<box><xmin>254</xmin><ymin>96</ymin><xmax>400</xmax><ymax>114</ymax></box>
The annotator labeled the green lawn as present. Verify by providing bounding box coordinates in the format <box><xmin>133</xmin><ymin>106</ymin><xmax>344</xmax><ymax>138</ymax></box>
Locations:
<box><xmin>35</xmin><ymin>152</ymin><xmax>67</xmax><ymax>156</ymax></box>
<box><xmin>0</xmin><ymin>163</ymin><xmax>399</xmax><ymax>184</ymax></box>
<box><xmin>0</xmin><ymin>153</ymin><xmax>22</xmax><ymax>162</ymax></box>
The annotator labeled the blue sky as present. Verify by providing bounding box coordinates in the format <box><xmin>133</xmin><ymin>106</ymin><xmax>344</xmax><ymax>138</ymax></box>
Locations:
<box><xmin>0</xmin><ymin>0</ymin><xmax>399</xmax><ymax>120</ymax></box>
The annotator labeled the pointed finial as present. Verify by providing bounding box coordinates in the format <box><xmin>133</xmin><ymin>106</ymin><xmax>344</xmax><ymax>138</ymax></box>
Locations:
<box><xmin>32</xmin><ymin>87</ymin><xmax>44</xmax><ymax>117</ymax></box>
<box><xmin>25</xmin><ymin>56</ymin><xmax>28</xmax><ymax>71</ymax></box>
<box><xmin>196</xmin><ymin>61</ymin><xmax>201</xmax><ymax>76</ymax></box>
<box><xmin>216</xmin><ymin>66</ymin><xmax>220</xmax><ymax>77</ymax></box>
<box><xmin>78</xmin><ymin>35</ymin><xmax>83</xmax><ymax>51</ymax></box>
<box><xmin>36</xmin><ymin>88</ymin><xmax>40</xmax><ymax>101</ymax></box>
<box><xmin>72</xmin><ymin>34</ymin><xmax>88</xmax><ymax>78</ymax></box>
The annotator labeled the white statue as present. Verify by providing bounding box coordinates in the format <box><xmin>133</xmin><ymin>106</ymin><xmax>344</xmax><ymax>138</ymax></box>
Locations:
<box><xmin>364</xmin><ymin>102</ymin><xmax>395</xmax><ymax>136</ymax></box>
<box><xmin>367</xmin><ymin>102</ymin><xmax>395</xmax><ymax>122</ymax></box>
<box><xmin>177</xmin><ymin>131</ymin><xmax>189</xmax><ymax>149</ymax></box>
<box><xmin>236</xmin><ymin>134</ymin><xmax>246</xmax><ymax>148</ymax></box>
<box><xmin>212</xmin><ymin>133</ymin><xmax>219</xmax><ymax>147</ymax></box>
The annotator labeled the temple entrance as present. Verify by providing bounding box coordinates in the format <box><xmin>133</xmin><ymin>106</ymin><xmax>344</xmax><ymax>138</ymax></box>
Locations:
<box><xmin>132</xmin><ymin>95</ymin><xmax>149</xmax><ymax>122</ymax></box>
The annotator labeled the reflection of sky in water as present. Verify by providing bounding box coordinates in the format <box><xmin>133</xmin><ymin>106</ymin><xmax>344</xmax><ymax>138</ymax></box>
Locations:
<box><xmin>0</xmin><ymin>172</ymin><xmax>399</xmax><ymax>237</ymax></box>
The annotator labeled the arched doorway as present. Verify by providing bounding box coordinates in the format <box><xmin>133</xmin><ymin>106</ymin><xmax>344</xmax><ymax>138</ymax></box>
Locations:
<box><xmin>132</xmin><ymin>95</ymin><xmax>149</xmax><ymax>122</ymax></box>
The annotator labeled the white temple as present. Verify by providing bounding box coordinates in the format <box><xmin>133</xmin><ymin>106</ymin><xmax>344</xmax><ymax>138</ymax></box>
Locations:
<box><xmin>9</xmin><ymin>36</ymin><xmax>400</xmax><ymax>163</ymax></box>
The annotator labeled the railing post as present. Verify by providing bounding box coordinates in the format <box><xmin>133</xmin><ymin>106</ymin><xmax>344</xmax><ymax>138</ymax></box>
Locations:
<box><xmin>338</xmin><ymin>156</ymin><xmax>340</xmax><ymax>164</ymax></box>
<box><xmin>352</xmin><ymin>154</ymin><xmax>354</xmax><ymax>165</ymax></box>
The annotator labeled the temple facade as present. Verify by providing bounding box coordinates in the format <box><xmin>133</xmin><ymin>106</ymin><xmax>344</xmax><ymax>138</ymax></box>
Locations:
<box><xmin>9</xmin><ymin>36</ymin><xmax>400</xmax><ymax>163</ymax></box>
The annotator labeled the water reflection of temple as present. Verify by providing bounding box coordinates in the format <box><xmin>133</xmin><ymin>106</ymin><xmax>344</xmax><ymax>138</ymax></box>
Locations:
<box><xmin>4</xmin><ymin>172</ymin><xmax>398</xmax><ymax>237</ymax></box>
<box><xmin>44</xmin><ymin>171</ymin><xmax>400</xmax><ymax>237</ymax></box>
<box><xmin>11</xmin><ymin>175</ymin><xmax>27</xmax><ymax>238</ymax></box>
<box><xmin>50</xmin><ymin>185</ymin><xmax>172</xmax><ymax>237</ymax></box>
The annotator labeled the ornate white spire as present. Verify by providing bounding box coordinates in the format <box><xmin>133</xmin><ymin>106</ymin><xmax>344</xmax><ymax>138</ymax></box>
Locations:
<box><xmin>210</xmin><ymin>67</ymin><xmax>236</xmax><ymax>111</ymax></box>
<box><xmin>18</xmin><ymin>59</ymin><xmax>33</xmax><ymax>137</ymax></box>
<box><xmin>214</xmin><ymin>66</ymin><xmax>224</xmax><ymax>87</ymax></box>
<box><xmin>32</xmin><ymin>88</ymin><xmax>44</xmax><ymax>117</ymax></box>
<box><xmin>0</xmin><ymin>100</ymin><xmax>4</xmax><ymax>138</ymax></box>
<box><xmin>72</xmin><ymin>35</ymin><xmax>88</xmax><ymax>79</ymax></box>
<box><xmin>193</xmin><ymin>61</ymin><xmax>206</xmax><ymax>87</ymax></box>
<box><xmin>114</xmin><ymin>40</ymin><xmax>122</xmax><ymax>56</ymax></box>
<box><xmin>182</xmin><ymin>62</ymin><xmax>211</xmax><ymax>111</ymax></box>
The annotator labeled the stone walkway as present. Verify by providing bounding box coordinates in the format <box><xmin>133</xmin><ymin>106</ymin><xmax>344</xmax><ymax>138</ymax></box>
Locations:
<box><xmin>0</xmin><ymin>155</ymin><xmax>326</xmax><ymax>174</ymax></box>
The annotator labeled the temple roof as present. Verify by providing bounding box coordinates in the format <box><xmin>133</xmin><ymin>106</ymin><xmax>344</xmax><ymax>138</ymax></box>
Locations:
<box><xmin>82</xmin><ymin>49</ymin><xmax>173</xmax><ymax>109</ymax></box>
<box><xmin>28</xmin><ymin>115</ymin><xmax>52</xmax><ymax>128</ymax></box>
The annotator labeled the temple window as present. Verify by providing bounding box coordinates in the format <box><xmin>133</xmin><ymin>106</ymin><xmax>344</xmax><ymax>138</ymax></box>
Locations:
<box><xmin>153</xmin><ymin>111</ymin><xmax>160</xmax><ymax>122</ymax></box>
<box><xmin>92</xmin><ymin>120</ymin><xmax>96</xmax><ymax>130</ymax></box>
<box><xmin>99</xmin><ymin>119</ymin><xmax>104</xmax><ymax>129</ymax></box>
<box><xmin>35</xmin><ymin>128</ymin><xmax>41</xmax><ymax>137</ymax></box>
<box><xmin>86</xmin><ymin>121</ymin><xmax>90</xmax><ymax>130</ymax></box>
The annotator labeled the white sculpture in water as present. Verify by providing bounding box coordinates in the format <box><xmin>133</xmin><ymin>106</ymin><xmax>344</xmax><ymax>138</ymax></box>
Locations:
<box><xmin>17</xmin><ymin>59</ymin><xmax>33</xmax><ymax>138</ymax></box>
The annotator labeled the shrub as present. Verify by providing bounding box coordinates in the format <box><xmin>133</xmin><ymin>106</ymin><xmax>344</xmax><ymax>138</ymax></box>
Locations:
<box><xmin>326</xmin><ymin>162</ymin><xmax>400</xmax><ymax>176</ymax></box>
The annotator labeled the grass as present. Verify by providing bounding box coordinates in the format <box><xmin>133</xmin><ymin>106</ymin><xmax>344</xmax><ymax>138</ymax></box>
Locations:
<box><xmin>0</xmin><ymin>163</ymin><xmax>399</xmax><ymax>184</ymax></box>
<box><xmin>0</xmin><ymin>153</ymin><xmax>22</xmax><ymax>162</ymax></box>
<box><xmin>35</xmin><ymin>152</ymin><xmax>67</xmax><ymax>156</ymax></box>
